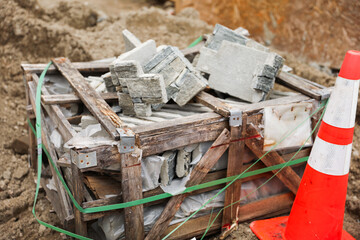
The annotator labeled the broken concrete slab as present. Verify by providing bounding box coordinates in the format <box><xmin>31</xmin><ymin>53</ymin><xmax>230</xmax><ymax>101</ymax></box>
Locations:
<box><xmin>176</xmin><ymin>148</ymin><xmax>191</xmax><ymax>178</ymax></box>
<box><xmin>172</xmin><ymin>69</ymin><xmax>207</xmax><ymax>106</ymax></box>
<box><xmin>126</xmin><ymin>74</ymin><xmax>167</xmax><ymax>104</ymax></box>
<box><xmin>102</xmin><ymin>72</ymin><xmax>116</xmax><ymax>92</ymax></box>
<box><xmin>205</xmin><ymin>24</ymin><xmax>248</xmax><ymax>51</ymax></box>
<box><xmin>134</xmin><ymin>103</ymin><xmax>152</xmax><ymax>117</ymax></box>
<box><xmin>196</xmin><ymin>41</ymin><xmax>283</xmax><ymax>102</ymax></box>
<box><xmin>122</xmin><ymin>29</ymin><xmax>142</xmax><ymax>52</ymax></box>
<box><xmin>160</xmin><ymin>151</ymin><xmax>176</xmax><ymax>186</ymax></box>
<box><xmin>118</xmin><ymin>40</ymin><xmax>157</xmax><ymax>67</ymax></box>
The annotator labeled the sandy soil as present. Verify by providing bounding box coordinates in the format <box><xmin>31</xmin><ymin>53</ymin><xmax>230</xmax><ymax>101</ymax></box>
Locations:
<box><xmin>0</xmin><ymin>0</ymin><xmax>358</xmax><ymax>239</ymax></box>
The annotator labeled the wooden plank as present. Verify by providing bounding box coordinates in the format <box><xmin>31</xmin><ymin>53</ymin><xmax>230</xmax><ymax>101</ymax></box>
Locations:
<box><xmin>83</xmin><ymin>174</ymin><xmax>121</xmax><ymax>199</ymax></box>
<box><xmin>228</xmin><ymin>94</ymin><xmax>313</xmax><ymax>115</ymax></box>
<box><xmin>145</xmin><ymin>128</ymin><xmax>231</xmax><ymax>240</ymax></box>
<box><xmin>245</xmin><ymin>125</ymin><xmax>301</xmax><ymax>194</ymax></box>
<box><xmin>162</xmin><ymin>192</ymin><xmax>294</xmax><ymax>240</ymax></box>
<box><xmin>276</xmin><ymin>72</ymin><xmax>324</xmax><ymax>100</ymax></box>
<box><xmin>52</xmin><ymin>57</ymin><xmax>122</xmax><ymax>140</ymax></box>
<box><xmin>195</xmin><ymin>91</ymin><xmax>232</xmax><ymax>117</ymax></box>
<box><xmin>222</xmin><ymin>115</ymin><xmax>247</xmax><ymax>227</ymax></box>
<box><xmin>41</xmin><ymin>92</ymin><xmax>118</xmax><ymax>105</ymax></box>
<box><xmin>21</xmin><ymin>61</ymin><xmax>109</xmax><ymax>74</ymax></box>
<box><xmin>71</xmin><ymin>162</ymin><xmax>88</xmax><ymax>236</ymax></box>
<box><xmin>120</xmin><ymin>148</ymin><xmax>144</xmax><ymax>240</ymax></box>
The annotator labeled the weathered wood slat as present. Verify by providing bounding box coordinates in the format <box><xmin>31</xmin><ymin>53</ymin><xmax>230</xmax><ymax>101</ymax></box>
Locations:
<box><xmin>120</xmin><ymin>148</ymin><xmax>144</xmax><ymax>240</ymax></box>
<box><xmin>21</xmin><ymin>62</ymin><xmax>109</xmax><ymax>74</ymax></box>
<box><xmin>222</xmin><ymin>115</ymin><xmax>247</xmax><ymax>227</ymax></box>
<box><xmin>245</xmin><ymin>125</ymin><xmax>301</xmax><ymax>194</ymax></box>
<box><xmin>41</xmin><ymin>92</ymin><xmax>118</xmax><ymax>105</ymax></box>
<box><xmin>195</xmin><ymin>91</ymin><xmax>232</xmax><ymax>117</ymax></box>
<box><xmin>276</xmin><ymin>71</ymin><xmax>324</xmax><ymax>100</ymax></box>
<box><xmin>71</xmin><ymin>162</ymin><xmax>88</xmax><ymax>236</ymax></box>
<box><xmin>52</xmin><ymin>57</ymin><xmax>122</xmax><ymax>140</ymax></box>
<box><xmin>162</xmin><ymin>192</ymin><xmax>294</xmax><ymax>240</ymax></box>
<box><xmin>145</xmin><ymin>129</ymin><xmax>231</xmax><ymax>240</ymax></box>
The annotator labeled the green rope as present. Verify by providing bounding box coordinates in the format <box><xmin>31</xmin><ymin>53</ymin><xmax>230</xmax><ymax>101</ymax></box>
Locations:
<box><xmin>187</xmin><ymin>36</ymin><xmax>203</xmax><ymax>48</ymax></box>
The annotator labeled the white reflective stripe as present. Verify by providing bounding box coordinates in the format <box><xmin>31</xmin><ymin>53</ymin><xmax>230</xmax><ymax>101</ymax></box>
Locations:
<box><xmin>322</xmin><ymin>77</ymin><xmax>359</xmax><ymax>128</ymax></box>
<box><xmin>308</xmin><ymin>137</ymin><xmax>352</xmax><ymax>176</ymax></box>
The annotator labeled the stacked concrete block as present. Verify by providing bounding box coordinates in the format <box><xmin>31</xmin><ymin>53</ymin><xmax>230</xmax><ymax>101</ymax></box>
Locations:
<box><xmin>111</xmin><ymin>59</ymin><xmax>168</xmax><ymax>117</ymax></box>
<box><xmin>102</xmin><ymin>72</ymin><xmax>116</xmax><ymax>92</ymax></box>
<box><xmin>175</xmin><ymin>144</ymin><xmax>198</xmax><ymax>178</ymax></box>
<box><xmin>144</xmin><ymin>46</ymin><xmax>207</xmax><ymax>106</ymax></box>
<box><xmin>196</xmin><ymin>24</ymin><xmax>283</xmax><ymax>103</ymax></box>
<box><xmin>160</xmin><ymin>151</ymin><xmax>176</xmax><ymax>186</ymax></box>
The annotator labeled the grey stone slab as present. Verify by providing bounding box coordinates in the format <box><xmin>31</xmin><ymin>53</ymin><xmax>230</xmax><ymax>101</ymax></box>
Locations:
<box><xmin>160</xmin><ymin>151</ymin><xmax>176</xmax><ymax>186</ymax></box>
<box><xmin>113</xmin><ymin>60</ymin><xmax>143</xmax><ymax>82</ymax></box>
<box><xmin>122</xmin><ymin>29</ymin><xmax>142</xmax><ymax>52</ymax></box>
<box><xmin>143</xmin><ymin>46</ymin><xmax>174</xmax><ymax>72</ymax></box>
<box><xmin>198</xmin><ymin>41</ymin><xmax>271</xmax><ymax>103</ymax></box>
<box><xmin>126</xmin><ymin>74</ymin><xmax>167</xmax><ymax>103</ymax></box>
<box><xmin>134</xmin><ymin>103</ymin><xmax>152</xmax><ymax>117</ymax></box>
<box><xmin>172</xmin><ymin>69</ymin><xmax>207</xmax><ymax>106</ymax></box>
<box><xmin>245</xmin><ymin>39</ymin><xmax>270</xmax><ymax>52</ymax></box>
<box><xmin>195</xmin><ymin>47</ymin><xmax>217</xmax><ymax>75</ymax></box>
<box><xmin>176</xmin><ymin>148</ymin><xmax>191</xmax><ymax>178</ymax></box>
<box><xmin>192</xmin><ymin>141</ymin><xmax>228</xmax><ymax>172</ymax></box>
<box><xmin>151</xmin><ymin>56</ymin><xmax>186</xmax><ymax>86</ymax></box>
<box><xmin>132</xmin><ymin>97</ymin><xmax>142</xmax><ymax>103</ymax></box>
<box><xmin>151</xmin><ymin>103</ymin><xmax>165</xmax><ymax>111</ymax></box>
<box><xmin>205</xmin><ymin>24</ymin><xmax>248</xmax><ymax>51</ymax></box>
<box><xmin>117</xmin><ymin>92</ymin><xmax>133</xmax><ymax>109</ymax></box>
<box><xmin>118</xmin><ymin>40</ymin><xmax>157</xmax><ymax>67</ymax></box>
<box><xmin>264</xmin><ymin>52</ymin><xmax>284</xmax><ymax>72</ymax></box>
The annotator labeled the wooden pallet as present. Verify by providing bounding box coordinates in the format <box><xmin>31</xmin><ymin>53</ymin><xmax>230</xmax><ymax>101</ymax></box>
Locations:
<box><xmin>22</xmin><ymin>56</ymin><xmax>329</xmax><ymax>240</ymax></box>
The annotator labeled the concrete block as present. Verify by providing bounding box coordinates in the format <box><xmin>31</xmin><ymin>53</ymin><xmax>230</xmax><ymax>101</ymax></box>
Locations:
<box><xmin>134</xmin><ymin>103</ymin><xmax>152</xmax><ymax>117</ymax></box>
<box><xmin>126</xmin><ymin>74</ymin><xmax>167</xmax><ymax>103</ymax></box>
<box><xmin>197</xmin><ymin>41</ymin><xmax>273</xmax><ymax>103</ymax></box>
<box><xmin>160</xmin><ymin>151</ymin><xmax>176</xmax><ymax>186</ymax></box>
<box><xmin>122</xmin><ymin>29</ymin><xmax>142</xmax><ymax>52</ymax></box>
<box><xmin>114</xmin><ymin>60</ymin><xmax>143</xmax><ymax>79</ymax></box>
<box><xmin>117</xmin><ymin>92</ymin><xmax>134</xmax><ymax>111</ymax></box>
<box><xmin>172</xmin><ymin>69</ymin><xmax>207</xmax><ymax>106</ymax></box>
<box><xmin>118</xmin><ymin>40</ymin><xmax>157</xmax><ymax>67</ymax></box>
<box><xmin>205</xmin><ymin>24</ymin><xmax>248</xmax><ymax>51</ymax></box>
<box><xmin>176</xmin><ymin>148</ymin><xmax>191</xmax><ymax>178</ymax></box>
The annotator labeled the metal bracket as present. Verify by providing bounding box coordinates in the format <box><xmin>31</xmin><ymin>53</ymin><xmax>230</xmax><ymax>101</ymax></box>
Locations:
<box><xmin>229</xmin><ymin>109</ymin><xmax>243</xmax><ymax>127</ymax></box>
<box><xmin>71</xmin><ymin>150</ymin><xmax>97</xmax><ymax>169</ymax></box>
<box><xmin>117</xmin><ymin>128</ymin><xmax>135</xmax><ymax>153</ymax></box>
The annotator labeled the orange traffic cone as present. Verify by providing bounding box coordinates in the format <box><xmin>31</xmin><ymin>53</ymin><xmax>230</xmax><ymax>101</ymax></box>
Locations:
<box><xmin>250</xmin><ymin>50</ymin><xmax>360</xmax><ymax>240</ymax></box>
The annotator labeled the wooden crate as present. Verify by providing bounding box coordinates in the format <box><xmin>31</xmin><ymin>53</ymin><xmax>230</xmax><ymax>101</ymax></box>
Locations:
<box><xmin>22</xmin><ymin>55</ymin><xmax>330</xmax><ymax>240</ymax></box>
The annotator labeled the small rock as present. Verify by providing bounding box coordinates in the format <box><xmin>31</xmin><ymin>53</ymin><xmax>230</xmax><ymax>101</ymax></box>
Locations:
<box><xmin>0</xmin><ymin>180</ymin><xmax>6</xmax><ymax>190</ymax></box>
<box><xmin>3</xmin><ymin>170</ymin><xmax>11</xmax><ymax>180</ymax></box>
<box><xmin>11</xmin><ymin>136</ymin><xmax>29</xmax><ymax>155</ymax></box>
<box><xmin>13</xmin><ymin>167</ymin><xmax>29</xmax><ymax>180</ymax></box>
<box><xmin>39</xmin><ymin>224</ymin><xmax>46</xmax><ymax>234</ymax></box>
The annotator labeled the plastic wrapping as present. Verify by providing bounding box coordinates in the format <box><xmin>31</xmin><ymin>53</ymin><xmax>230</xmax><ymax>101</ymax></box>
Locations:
<box><xmin>263</xmin><ymin>102</ymin><xmax>313</xmax><ymax>151</ymax></box>
<box><xmin>192</xmin><ymin>141</ymin><xmax>228</xmax><ymax>171</ymax></box>
<box><xmin>142</xmin><ymin>155</ymin><xmax>165</xmax><ymax>191</ymax></box>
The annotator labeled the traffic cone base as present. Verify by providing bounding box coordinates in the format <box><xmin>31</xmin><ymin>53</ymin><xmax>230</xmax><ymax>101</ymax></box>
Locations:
<box><xmin>250</xmin><ymin>216</ymin><xmax>355</xmax><ymax>240</ymax></box>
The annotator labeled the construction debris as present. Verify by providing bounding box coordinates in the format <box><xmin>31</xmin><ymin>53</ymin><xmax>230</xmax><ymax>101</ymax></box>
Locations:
<box><xmin>21</xmin><ymin>23</ymin><xmax>333</xmax><ymax>240</ymax></box>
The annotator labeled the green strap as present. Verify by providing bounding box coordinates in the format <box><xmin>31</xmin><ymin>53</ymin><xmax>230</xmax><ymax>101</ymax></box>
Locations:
<box><xmin>32</xmin><ymin>61</ymin><xmax>92</xmax><ymax>240</ymax></box>
<box><xmin>187</xmin><ymin>36</ymin><xmax>203</xmax><ymax>48</ymax></box>
<box><xmin>32</xmin><ymin>61</ymin><xmax>326</xmax><ymax>239</ymax></box>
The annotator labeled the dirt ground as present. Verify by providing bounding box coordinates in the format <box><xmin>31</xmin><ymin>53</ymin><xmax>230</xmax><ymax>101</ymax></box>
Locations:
<box><xmin>0</xmin><ymin>0</ymin><xmax>358</xmax><ymax>239</ymax></box>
